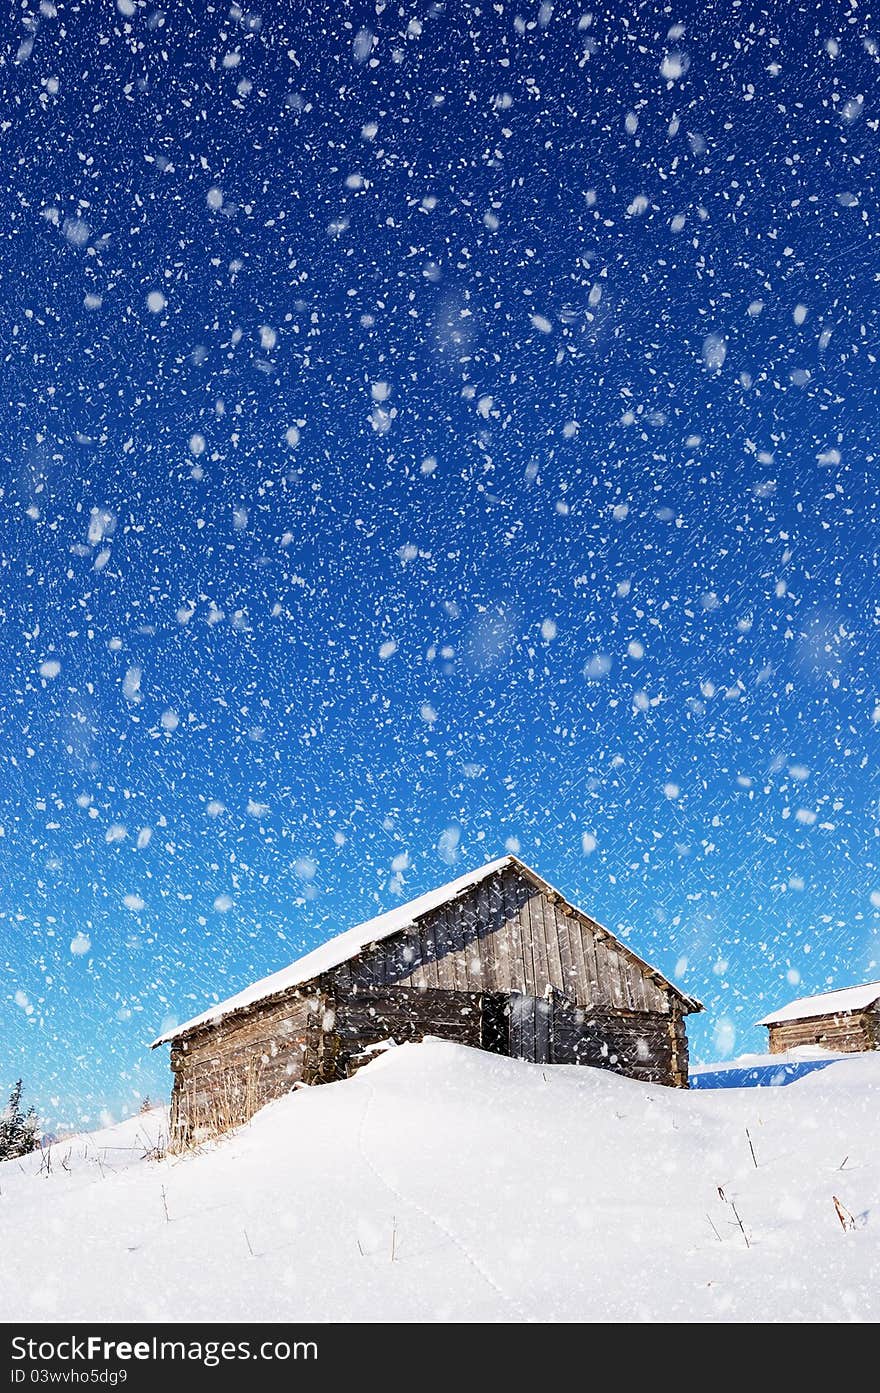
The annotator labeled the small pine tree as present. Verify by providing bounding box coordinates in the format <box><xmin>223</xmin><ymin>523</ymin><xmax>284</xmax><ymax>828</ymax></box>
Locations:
<box><xmin>0</xmin><ymin>1080</ymin><xmax>39</xmax><ymax>1160</ymax></box>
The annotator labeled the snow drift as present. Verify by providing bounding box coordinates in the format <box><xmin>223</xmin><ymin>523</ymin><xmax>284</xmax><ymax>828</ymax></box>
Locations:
<box><xmin>1</xmin><ymin>1040</ymin><xmax>878</xmax><ymax>1322</ymax></box>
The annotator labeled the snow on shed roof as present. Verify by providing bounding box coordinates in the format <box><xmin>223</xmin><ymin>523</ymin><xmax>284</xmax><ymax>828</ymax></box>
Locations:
<box><xmin>757</xmin><ymin>980</ymin><xmax>880</xmax><ymax>1027</ymax></box>
<box><xmin>151</xmin><ymin>853</ymin><xmax>701</xmax><ymax>1047</ymax></box>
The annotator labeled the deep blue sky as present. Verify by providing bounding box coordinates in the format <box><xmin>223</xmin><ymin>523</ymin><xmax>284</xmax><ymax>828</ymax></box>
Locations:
<box><xmin>2</xmin><ymin>0</ymin><xmax>879</xmax><ymax>1128</ymax></box>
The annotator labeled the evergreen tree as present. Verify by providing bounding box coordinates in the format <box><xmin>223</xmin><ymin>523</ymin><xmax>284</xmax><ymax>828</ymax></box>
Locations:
<box><xmin>0</xmin><ymin>1080</ymin><xmax>39</xmax><ymax>1160</ymax></box>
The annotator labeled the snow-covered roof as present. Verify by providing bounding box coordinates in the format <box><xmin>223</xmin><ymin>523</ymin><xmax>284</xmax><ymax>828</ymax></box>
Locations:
<box><xmin>152</xmin><ymin>853</ymin><xmax>700</xmax><ymax>1047</ymax></box>
<box><xmin>151</xmin><ymin>857</ymin><xmax>512</xmax><ymax>1045</ymax></box>
<box><xmin>757</xmin><ymin>980</ymin><xmax>880</xmax><ymax>1027</ymax></box>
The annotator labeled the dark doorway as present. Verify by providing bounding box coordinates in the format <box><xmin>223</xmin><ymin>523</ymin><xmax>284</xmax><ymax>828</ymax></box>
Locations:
<box><xmin>479</xmin><ymin>993</ymin><xmax>509</xmax><ymax>1054</ymax></box>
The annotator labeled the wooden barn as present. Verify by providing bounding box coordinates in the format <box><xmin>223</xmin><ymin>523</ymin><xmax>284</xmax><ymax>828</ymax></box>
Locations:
<box><xmin>758</xmin><ymin>980</ymin><xmax>880</xmax><ymax>1055</ymax></box>
<box><xmin>151</xmin><ymin>855</ymin><xmax>702</xmax><ymax>1142</ymax></box>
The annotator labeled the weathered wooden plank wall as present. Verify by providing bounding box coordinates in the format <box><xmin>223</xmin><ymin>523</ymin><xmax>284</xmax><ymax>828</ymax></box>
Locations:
<box><xmin>325</xmin><ymin>985</ymin><xmax>484</xmax><ymax>1080</ymax></box>
<box><xmin>169</xmin><ymin>991</ymin><xmax>321</xmax><ymax>1140</ymax></box>
<box><xmin>325</xmin><ymin>986</ymin><xmax>683</xmax><ymax>1085</ymax></box>
<box><xmin>334</xmin><ymin>863</ymin><xmax>671</xmax><ymax>1016</ymax></box>
<box><xmin>549</xmin><ymin>997</ymin><xmax>675</xmax><ymax>1083</ymax></box>
<box><xmin>768</xmin><ymin>1007</ymin><xmax>880</xmax><ymax>1055</ymax></box>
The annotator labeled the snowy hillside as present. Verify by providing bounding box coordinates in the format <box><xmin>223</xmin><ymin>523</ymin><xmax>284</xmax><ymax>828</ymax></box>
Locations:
<box><xmin>2</xmin><ymin>1042</ymin><xmax>878</xmax><ymax>1323</ymax></box>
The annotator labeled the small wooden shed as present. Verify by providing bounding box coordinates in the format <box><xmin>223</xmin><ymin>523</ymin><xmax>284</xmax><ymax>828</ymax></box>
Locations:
<box><xmin>152</xmin><ymin>855</ymin><xmax>702</xmax><ymax>1142</ymax></box>
<box><xmin>758</xmin><ymin>980</ymin><xmax>880</xmax><ymax>1055</ymax></box>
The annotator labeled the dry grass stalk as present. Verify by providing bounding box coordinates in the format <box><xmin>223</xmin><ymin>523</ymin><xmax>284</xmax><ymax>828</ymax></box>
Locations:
<box><xmin>833</xmin><ymin>1195</ymin><xmax>855</xmax><ymax>1232</ymax></box>
<box><xmin>168</xmin><ymin>1057</ymin><xmax>264</xmax><ymax>1153</ymax></box>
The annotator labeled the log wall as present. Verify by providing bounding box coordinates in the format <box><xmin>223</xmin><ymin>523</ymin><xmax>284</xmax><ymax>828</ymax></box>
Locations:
<box><xmin>169</xmin><ymin>989</ymin><xmax>324</xmax><ymax>1142</ymax></box>
<box><xmin>320</xmin><ymin>986</ymin><xmax>687</xmax><ymax>1087</ymax></box>
<box><xmin>323</xmin><ymin>985</ymin><xmax>484</xmax><ymax>1081</ymax></box>
<box><xmin>767</xmin><ymin>1006</ymin><xmax>880</xmax><ymax>1055</ymax></box>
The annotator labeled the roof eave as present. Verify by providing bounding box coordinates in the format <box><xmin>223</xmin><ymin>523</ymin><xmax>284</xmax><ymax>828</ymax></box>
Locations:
<box><xmin>758</xmin><ymin>998</ymin><xmax>880</xmax><ymax>1029</ymax></box>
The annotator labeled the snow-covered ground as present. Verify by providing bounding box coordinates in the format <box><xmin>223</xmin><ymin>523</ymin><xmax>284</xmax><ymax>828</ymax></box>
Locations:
<box><xmin>2</xmin><ymin>1041</ymin><xmax>878</xmax><ymax>1322</ymax></box>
